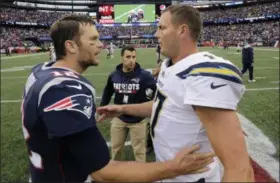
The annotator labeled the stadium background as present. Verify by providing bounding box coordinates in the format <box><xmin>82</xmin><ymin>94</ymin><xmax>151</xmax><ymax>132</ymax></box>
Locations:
<box><xmin>1</xmin><ymin>0</ymin><xmax>279</xmax><ymax>182</ymax></box>
<box><xmin>114</xmin><ymin>4</ymin><xmax>155</xmax><ymax>23</ymax></box>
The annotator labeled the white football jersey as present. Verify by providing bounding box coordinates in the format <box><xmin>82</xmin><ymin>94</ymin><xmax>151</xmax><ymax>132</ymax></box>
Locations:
<box><xmin>110</xmin><ymin>43</ymin><xmax>114</xmax><ymax>53</ymax></box>
<box><xmin>50</xmin><ymin>47</ymin><xmax>56</xmax><ymax>62</ymax></box>
<box><xmin>150</xmin><ymin>51</ymin><xmax>245</xmax><ymax>182</ymax></box>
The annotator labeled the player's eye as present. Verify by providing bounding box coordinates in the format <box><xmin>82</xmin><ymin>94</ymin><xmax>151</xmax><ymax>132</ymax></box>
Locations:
<box><xmin>91</xmin><ymin>36</ymin><xmax>98</xmax><ymax>41</ymax></box>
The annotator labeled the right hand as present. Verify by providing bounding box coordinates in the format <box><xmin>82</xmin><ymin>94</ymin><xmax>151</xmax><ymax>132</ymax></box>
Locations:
<box><xmin>152</xmin><ymin>67</ymin><xmax>161</xmax><ymax>78</ymax></box>
<box><xmin>96</xmin><ymin>105</ymin><xmax>124</xmax><ymax>123</ymax></box>
<box><xmin>169</xmin><ymin>145</ymin><xmax>215</xmax><ymax>176</ymax></box>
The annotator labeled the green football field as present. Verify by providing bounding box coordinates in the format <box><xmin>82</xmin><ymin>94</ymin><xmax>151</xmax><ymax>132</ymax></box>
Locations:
<box><xmin>114</xmin><ymin>4</ymin><xmax>155</xmax><ymax>23</ymax></box>
<box><xmin>1</xmin><ymin>47</ymin><xmax>279</xmax><ymax>182</ymax></box>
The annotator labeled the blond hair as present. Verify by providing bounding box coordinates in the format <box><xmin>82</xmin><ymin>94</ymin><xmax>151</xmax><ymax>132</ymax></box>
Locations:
<box><xmin>162</xmin><ymin>5</ymin><xmax>202</xmax><ymax>41</ymax></box>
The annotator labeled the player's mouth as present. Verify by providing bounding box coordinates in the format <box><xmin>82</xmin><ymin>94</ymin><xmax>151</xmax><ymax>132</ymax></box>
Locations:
<box><xmin>129</xmin><ymin>63</ymin><xmax>135</xmax><ymax>68</ymax></box>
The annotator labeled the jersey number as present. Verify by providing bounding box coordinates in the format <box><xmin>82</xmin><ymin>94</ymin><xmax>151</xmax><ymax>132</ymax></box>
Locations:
<box><xmin>150</xmin><ymin>90</ymin><xmax>166</xmax><ymax>138</ymax></box>
<box><xmin>52</xmin><ymin>71</ymin><xmax>79</xmax><ymax>78</ymax></box>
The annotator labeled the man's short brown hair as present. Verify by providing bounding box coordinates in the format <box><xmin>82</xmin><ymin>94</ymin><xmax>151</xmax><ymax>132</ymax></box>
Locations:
<box><xmin>50</xmin><ymin>14</ymin><xmax>94</xmax><ymax>60</ymax></box>
<box><xmin>162</xmin><ymin>5</ymin><xmax>202</xmax><ymax>41</ymax></box>
<box><xmin>121</xmin><ymin>46</ymin><xmax>136</xmax><ymax>56</ymax></box>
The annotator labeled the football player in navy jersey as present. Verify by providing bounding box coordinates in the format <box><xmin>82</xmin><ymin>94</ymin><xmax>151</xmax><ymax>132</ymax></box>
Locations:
<box><xmin>127</xmin><ymin>10</ymin><xmax>139</xmax><ymax>23</ymax></box>
<box><xmin>21</xmin><ymin>14</ymin><xmax>214</xmax><ymax>183</ymax></box>
<box><xmin>137</xmin><ymin>9</ymin><xmax>144</xmax><ymax>21</ymax></box>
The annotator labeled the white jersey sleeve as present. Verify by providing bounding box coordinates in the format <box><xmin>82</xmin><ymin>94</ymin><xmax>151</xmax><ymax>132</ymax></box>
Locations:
<box><xmin>180</xmin><ymin>60</ymin><xmax>245</xmax><ymax>110</ymax></box>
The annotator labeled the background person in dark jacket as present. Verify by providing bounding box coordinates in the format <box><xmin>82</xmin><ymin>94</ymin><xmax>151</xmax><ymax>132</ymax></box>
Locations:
<box><xmin>242</xmin><ymin>41</ymin><xmax>256</xmax><ymax>82</ymax></box>
<box><xmin>156</xmin><ymin>44</ymin><xmax>161</xmax><ymax>64</ymax></box>
<box><xmin>5</xmin><ymin>46</ymin><xmax>11</xmax><ymax>56</ymax></box>
<box><xmin>100</xmin><ymin>46</ymin><xmax>156</xmax><ymax>162</ymax></box>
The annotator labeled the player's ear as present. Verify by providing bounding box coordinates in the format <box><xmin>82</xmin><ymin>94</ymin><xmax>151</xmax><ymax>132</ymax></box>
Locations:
<box><xmin>65</xmin><ymin>40</ymin><xmax>77</xmax><ymax>54</ymax></box>
<box><xmin>179</xmin><ymin>24</ymin><xmax>189</xmax><ymax>38</ymax></box>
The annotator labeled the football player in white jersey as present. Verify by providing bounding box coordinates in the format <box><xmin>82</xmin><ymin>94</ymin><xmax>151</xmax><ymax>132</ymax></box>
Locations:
<box><xmin>49</xmin><ymin>45</ymin><xmax>56</xmax><ymax>62</ymax></box>
<box><xmin>109</xmin><ymin>42</ymin><xmax>114</xmax><ymax>58</ymax></box>
<box><xmin>97</xmin><ymin>4</ymin><xmax>254</xmax><ymax>182</ymax></box>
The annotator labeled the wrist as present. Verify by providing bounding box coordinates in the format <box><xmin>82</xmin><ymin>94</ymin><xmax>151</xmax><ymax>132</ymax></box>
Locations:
<box><xmin>165</xmin><ymin>160</ymin><xmax>180</xmax><ymax>178</ymax></box>
<box><xmin>120</xmin><ymin>104</ymin><xmax>127</xmax><ymax>114</ymax></box>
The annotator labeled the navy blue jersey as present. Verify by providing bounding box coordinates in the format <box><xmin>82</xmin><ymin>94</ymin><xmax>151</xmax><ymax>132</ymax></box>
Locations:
<box><xmin>127</xmin><ymin>14</ymin><xmax>139</xmax><ymax>23</ymax></box>
<box><xmin>100</xmin><ymin>63</ymin><xmax>156</xmax><ymax>123</ymax></box>
<box><xmin>137</xmin><ymin>12</ymin><xmax>144</xmax><ymax>20</ymax></box>
<box><xmin>21</xmin><ymin>62</ymin><xmax>110</xmax><ymax>182</ymax></box>
<box><xmin>242</xmin><ymin>45</ymin><xmax>254</xmax><ymax>64</ymax></box>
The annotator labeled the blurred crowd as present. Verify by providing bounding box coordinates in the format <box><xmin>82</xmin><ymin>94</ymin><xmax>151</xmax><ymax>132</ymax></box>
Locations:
<box><xmin>1</xmin><ymin>2</ymin><xmax>279</xmax><ymax>48</ymax></box>
<box><xmin>1</xmin><ymin>2</ymin><xmax>279</xmax><ymax>25</ymax></box>
<box><xmin>0</xmin><ymin>8</ymin><xmax>69</xmax><ymax>25</ymax></box>
<box><xmin>200</xmin><ymin>2</ymin><xmax>279</xmax><ymax>21</ymax></box>
<box><xmin>1</xmin><ymin>27</ymin><xmax>49</xmax><ymax>48</ymax></box>
<box><xmin>97</xmin><ymin>26</ymin><xmax>156</xmax><ymax>37</ymax></box>
<box><xmin>200</xmin><ymin>21</ymin><xmax>279</xmax><ymax>46</ymax></box>
<box><xmin>2</xmin><ymin>20</ymin><xmax>278</xmax><ymax>48</ymax></box>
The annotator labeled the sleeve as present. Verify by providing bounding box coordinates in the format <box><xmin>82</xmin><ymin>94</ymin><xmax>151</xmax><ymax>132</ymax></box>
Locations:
<box><xmin>242</xmin><ymin>48</ymin><xmax>245</xmax><ymax>63</ymax></box>
<box><xmin>142</xmin><ymin>72</ymin><xmax>157</xmax><ymax>101</ymax></box>
<box><xmin>127</xmin><ymin>15</ymin><xmax>131</xmax><ymax>23</ymax></box>
<box><xmin>183</xmin><ymin>74</ymin><xmax>245</xmax><ymax>110</ymax></box>
<box><xmin>39</xmin><ymin>80</ymin><xmax>96</xmax><ymax>138</ymax></box>
<box><xmin>100</xmin><ymin>74</ymin><xmax>114</xmax><ymax>106</ymax></box>
<box><xmin>63</xmin><ymin>126</ymin><xmax>110</xmax><ymax>174</ymax></box>
<box><xmin>250</xmin><ymin>48</ymin><xmax>254</xmax><ymax>63</ymax></box>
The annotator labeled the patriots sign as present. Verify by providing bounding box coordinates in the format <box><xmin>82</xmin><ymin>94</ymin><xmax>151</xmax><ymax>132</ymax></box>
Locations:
<box><xmin>44</xmin><ymin>94</ymin><xmax>93</xmax><ymax>119</ymax></box>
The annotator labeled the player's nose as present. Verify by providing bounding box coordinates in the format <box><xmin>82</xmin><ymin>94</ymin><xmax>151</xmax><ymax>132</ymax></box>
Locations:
<box><xmin>155</xmin><ymin>30</ymin><xmax>159</xmax><ymax>38</ymax></box>
<box><xmin>155</xmin><ymin>28</ymin><xmax>162</xmax><ymax>39</ymax></box>
<box><xmin>97</xmin><ymin>40</ymin><xmax>103</xmax><ymax>48</ymax></box>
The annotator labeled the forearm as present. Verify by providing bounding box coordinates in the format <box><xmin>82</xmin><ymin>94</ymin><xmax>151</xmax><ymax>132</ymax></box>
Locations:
<box><xmin>122</xmin><ymin>101</ymin><xmax>153</xmax><ymax>117</ymax></box>
<box><xmin>211</xmin><ymin>128</ymin><xmax>254</xmax><ymax>182</ymax></box>
<box><xmin>222</xmin><ymin>166</ymin><xmax>254</xmax><ymax>182</ymax></box>
<box><xmin>196</xmin><ymin>108</ymin><xmax>254</xmax><ymax>182</ymax></box>
<box><xmin>218</xmin><ymin>133</ymin><xmax>254</xmax><ymax>182</ymax></box>
<box><xmin>100</xmin><ymin>78</ymin><xmax>114</xmax><ymax>106</ymax></box>
<box><xmin>217</xmin><ymin>129</ymin><xmax>254</xmax><ymax>182</ymax></box>
<box><xmin>94</xmin><ymin>160</ymin><xmax>177</xmax><ymax>182</ymax></box>
<box><xmin>100</xmin><ymin>94</ymin><xmax>112</xmax><ymax>106</ymax></box>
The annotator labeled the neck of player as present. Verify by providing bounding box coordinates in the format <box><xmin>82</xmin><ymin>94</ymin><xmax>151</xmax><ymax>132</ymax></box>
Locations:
<box><xmin>53</xmin><ymin>59</ymin><xmax>85</xmax><ymax>74</ymax></box>
<box><xmin>172</xmin><ymin>42</ymin><xmax>199</xmax><ymax>64</ymax></box>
